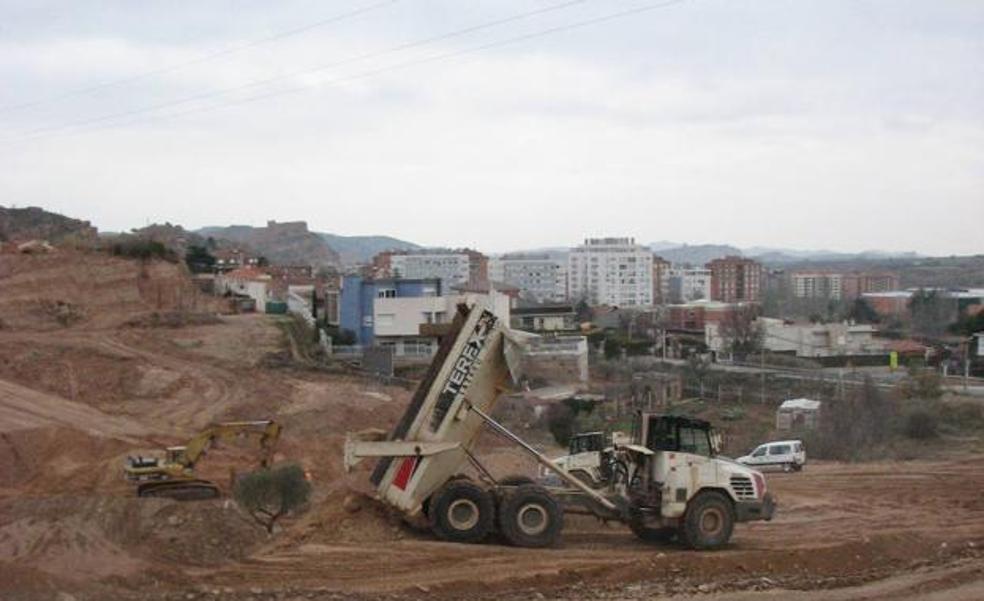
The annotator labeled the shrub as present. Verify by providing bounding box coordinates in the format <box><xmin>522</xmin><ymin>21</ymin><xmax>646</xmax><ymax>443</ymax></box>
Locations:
<box><xmin>110</xmin><ymin>238</ymin><xmax>177</xmax><ymax>262</ymax></box>
<box><xmin>233</xmin><ymin>463</ymin><xmax>311</xmax><ymax>533</ymax></box>
<box><xmin>903</xmin><ymin>410</ymin><xmax>939</xmax><ymax>440</ymax></box>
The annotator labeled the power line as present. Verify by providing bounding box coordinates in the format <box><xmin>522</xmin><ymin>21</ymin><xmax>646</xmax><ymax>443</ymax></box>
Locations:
<box><xmin>6</xmin><ymin>0</ymin><xmax>690</xmax><ymax>145</ymax></box>
<box><xmin>7</xmin><ymin>0</ymin><xmax>595</xmax><ymax>143</ymax></box>
<box><xmin>0</xmin><ymin>0</ymin><xmax>401</xmax><ymax>114</ymax></box>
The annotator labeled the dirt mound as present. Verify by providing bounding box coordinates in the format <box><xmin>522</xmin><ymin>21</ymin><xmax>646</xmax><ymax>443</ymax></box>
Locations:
<box><xmin>0</xmin><ymin>426</ymin><xmax>135</xmax><ymax>494</ymax></box>
<box><xmin>0</xmin><ymin>495</ymin><xmax>266</xmax><ymax>584</ymax></box>
<box><xmin>270</xmin><ymin>488</ymin><xmax>418</xmax><ymax>551</ymax></box>
<box><xmin>0</xmin><ymin>250</ymin><xmax>220</xmax><ymax>331</ymax></box>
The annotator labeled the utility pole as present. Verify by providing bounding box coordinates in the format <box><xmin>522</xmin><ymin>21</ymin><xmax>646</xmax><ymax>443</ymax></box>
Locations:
<box><xmin>760</xmin><ymin>348</ymin><xmax>766</xmax><ymax>404</ymax></box>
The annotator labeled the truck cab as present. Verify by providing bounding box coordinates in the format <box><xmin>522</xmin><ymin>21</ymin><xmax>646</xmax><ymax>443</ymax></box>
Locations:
<box><xmin>623</xmin><ymin>413</ymin><xmax>775</xmax><ymax>548</ymax></box>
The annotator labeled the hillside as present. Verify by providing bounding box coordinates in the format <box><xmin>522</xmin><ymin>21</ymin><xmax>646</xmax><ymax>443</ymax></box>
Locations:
<box><xmin>317</xmin><ymin>232</ymin><xmax>420</xmax><ymax>264</ymax></box>
<box><xmin>198</xmin><ymin>221</ymin><xmax>339</xmax><ymax>267</ymax></box>
<box><xmin>779</xmin><ymin>255</ymin><xmax>984</xmax><ymax>288</ymax></box>
<box><xmin>0</xmin><ymin>206</ymin><xmax>98</xmax><ymax>245</ymax></box>
<box><xmin>0</xmin><ymin>249</ymin><xmax>219</xmax><ymax>330</ymax></box>
<box><xmin>653</xmin><ymin>243</ymin><xmax>742</xmax><ymax>265</ymax></box>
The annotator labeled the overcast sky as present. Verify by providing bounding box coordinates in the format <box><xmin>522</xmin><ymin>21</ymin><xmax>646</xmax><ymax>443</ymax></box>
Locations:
<box><xmin>1</xmin><ymin>0</ymin><xmax>981</xmax><ymax>255</ymax></box>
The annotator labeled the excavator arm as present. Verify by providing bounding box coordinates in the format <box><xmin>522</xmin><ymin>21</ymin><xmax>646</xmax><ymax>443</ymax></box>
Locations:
<box><xmin>179</xmin><ymin>420</ymin><xmax>282</xmax><ymax>469</ymax></box>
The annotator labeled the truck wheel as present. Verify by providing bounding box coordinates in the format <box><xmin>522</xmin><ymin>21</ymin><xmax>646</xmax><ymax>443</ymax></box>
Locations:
<box><xmin>498</xmin><ymin>484</ymin><xmax>563</xmax><ymax>548</ymax></box>
<box><xmin>680</xmin><ymin>491</ymin><xmax>734</xmax><ymax>550</ymax></box>
<box><xmin>429</xmin><ymin>480</ymin><xmax>494</xmax><ymax>544</ymax></box>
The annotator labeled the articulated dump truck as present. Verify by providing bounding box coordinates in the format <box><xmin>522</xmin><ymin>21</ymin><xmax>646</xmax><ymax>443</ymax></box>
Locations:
<box><xmin>345</xmin><ymin>303</ymin><xmax>775</xmax><ymax>548</ymax></box>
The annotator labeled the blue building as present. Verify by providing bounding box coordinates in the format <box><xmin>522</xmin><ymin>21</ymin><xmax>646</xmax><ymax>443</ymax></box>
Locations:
<box><xmin>339</xmin><ymin>276</ymin><xmax>442</xmax><ymax>345</ymax></box>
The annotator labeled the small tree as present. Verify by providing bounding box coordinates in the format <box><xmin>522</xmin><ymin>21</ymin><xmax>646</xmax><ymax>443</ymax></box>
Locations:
<box><xmin>909</xmin><ymin>289</ymin><xmax>956</xmax><ymax>338</ymax></box>
<box><xmin>844</xmin><ymin>298</ymin><xmax>880</xmax><ymax>324</ymax></box>
<box><xmin>233</xmin><ymin>463</ymin><xmax>311</xmax><ymax>534</ymax></box>
<box><xmin>718</xmin><ymin>305</ymin><xmax>763</xmax><ymax>361</ymax></box>
<box><xmin>185</xmin><ymin>245</ymin><xmax>217</xmax><ymax>273</ymax></box>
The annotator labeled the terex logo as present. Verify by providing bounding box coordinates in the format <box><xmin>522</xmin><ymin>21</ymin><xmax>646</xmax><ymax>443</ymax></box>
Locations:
<box><xmin>429</xmin><ymin>311</ymin><xmax>497</xmax><ymax>432</ymax></box>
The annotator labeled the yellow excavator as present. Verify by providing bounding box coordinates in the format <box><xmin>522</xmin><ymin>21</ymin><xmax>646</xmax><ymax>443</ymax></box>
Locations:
<box><xmin>124</xmin><ymin>420</ymin><xmax>282</xmax><ymax>501</ymax></box>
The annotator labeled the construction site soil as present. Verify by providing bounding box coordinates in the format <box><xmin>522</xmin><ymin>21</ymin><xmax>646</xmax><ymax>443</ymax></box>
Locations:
<box><xmin>1</xmin><ymin>255</ymin><xmax>982</xmax><ymax>600</ymax></box>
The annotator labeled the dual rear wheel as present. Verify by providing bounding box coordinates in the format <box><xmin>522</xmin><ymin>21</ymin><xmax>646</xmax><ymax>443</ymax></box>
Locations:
<box><xmin>428</xmin><ymin>479</ymin><xmax>562</xmax><ymax>548</ymax></box>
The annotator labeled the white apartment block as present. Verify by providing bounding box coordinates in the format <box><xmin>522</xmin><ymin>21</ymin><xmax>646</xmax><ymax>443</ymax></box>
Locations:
<box><xmin>792</xmin><ymin>272</ymin><xmax>843</xmax><ymax>300</ymax></box>
<box><xmin>667</xmin><ymin>268</ymin><xmax>712</xmax><ymax>303</ymax></box>
<box><xmin>489</xmin><ymin>254</ymin><xmax>568</xmax><ymax>302</ymax></box>
<box><xmin>390</xmin><ymin>253</ymin><xmax>470</xmax><ymax>289</ymax></box>
<box><xmin>567</xmin><ymin>237</ymin><xmax>654</xmax><ymax>306</ymax></box>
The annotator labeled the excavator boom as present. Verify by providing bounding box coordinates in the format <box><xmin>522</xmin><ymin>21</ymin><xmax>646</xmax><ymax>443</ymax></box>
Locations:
<box><xmin>124</xmin><ymin>420</ymin><xmax>282</xmax><ymax>501</ymax></box>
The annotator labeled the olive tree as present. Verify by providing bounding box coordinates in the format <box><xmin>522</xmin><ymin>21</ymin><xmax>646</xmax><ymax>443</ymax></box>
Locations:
<box><xmin>234</xmin><ymin>463</ymin><xmax>311</xmax><ymax>533</ymax></box>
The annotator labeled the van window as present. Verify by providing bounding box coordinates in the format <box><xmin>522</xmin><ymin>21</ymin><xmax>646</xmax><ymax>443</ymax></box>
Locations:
<box><xmin>770</xmin><ymin>445</ymin><xmax>791</xmax><ymax>455</ymax></box>
<box><xmin>752</xmin><ymin>446</ymin><xmax>767</xmax><ymax>457</ymax></box>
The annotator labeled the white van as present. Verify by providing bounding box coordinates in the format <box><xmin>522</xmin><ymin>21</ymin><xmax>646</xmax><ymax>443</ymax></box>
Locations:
<box><xmin>737</xmin><ymin>440</ymin><xmax>806</xmax><ymax>472</ymax></box>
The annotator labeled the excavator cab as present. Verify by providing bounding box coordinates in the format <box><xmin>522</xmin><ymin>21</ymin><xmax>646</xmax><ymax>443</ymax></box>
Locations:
<box><xmin>166</xmin><ymin>446</ymin><xmax>190</xmax><ymax>466</ymax></box>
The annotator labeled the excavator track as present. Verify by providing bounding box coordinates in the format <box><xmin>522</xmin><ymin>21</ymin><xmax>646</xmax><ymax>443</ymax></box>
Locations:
<box><xmin>136</xmin><ymin>479</ymin><xmax>221</xmax><ymax>501</ymax></box>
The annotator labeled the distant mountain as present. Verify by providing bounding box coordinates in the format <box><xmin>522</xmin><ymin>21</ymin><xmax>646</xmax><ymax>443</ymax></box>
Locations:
<box><xmin>652</xmin><ymin>244</ymin><xmax>743</xmax><ymax>265</ymax></box>
<box><xmin>317</xmin><ymin>233</ymin><xmax>420</xmax><ymax>264</ymax></box>
<box><xmin>745</xmin><ymin>247</ymin><xmax>921</xmax><ymax>264</ymax></box>
<box><xmin>646</xmin><ymin>241</ymin><xmax>920</xmax><ymax>265</ymax></box>
<box><xmin>648</xmin><ymin>240</ymin><xmax>683</xmax><ymax>252</ymax></box>
<box><xmin>0</xmin><ymin>205</ymin><xmax>98</xmax><ymax>244</ymax></box>
<box><xmin>198</xmin><ymin>221</ymin><xmax>339</xmax><ymax>267</ymax></box>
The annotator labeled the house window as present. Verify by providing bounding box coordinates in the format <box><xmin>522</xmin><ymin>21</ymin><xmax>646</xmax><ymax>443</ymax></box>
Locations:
<box><xmin>377</xmin><ymin>288</ymin><xmax>397</xmax><ymax>298</ymax></box>
<box><xmin>376</xmin><ymin>313</ymin><xmax>395</xmax><ymax>327</ymax></box>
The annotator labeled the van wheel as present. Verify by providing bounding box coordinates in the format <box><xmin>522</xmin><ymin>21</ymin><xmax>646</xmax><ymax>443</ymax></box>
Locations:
<box><xmin>680</xmin><ymin>491</ymin><xmax>734</xmax><ymax>550</ymax></box>
<box><xmin>498</xmin><ymin>484</ymin><xmax>563</xmax><ymax>548</ymax></box>
<box><xmin>429</xmin><ymin>480</ymin><xmax>494</xmax><ymax>544</ymax></box>
<box><xmin>782</xmin><ymin>463</ymin><xmax>793</xmax><ymax>473</ymax></box>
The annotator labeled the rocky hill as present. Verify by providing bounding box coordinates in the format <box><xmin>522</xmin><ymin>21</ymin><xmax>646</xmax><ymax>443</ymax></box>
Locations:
<box><xmin>652</xmin><ymin>243</ymin><xmax>743</xmax><ymax>265</ymax></box>
<box><xmin>198</xmin><ymin>221</ymin><xmax>339</xmax><ymax>267</ymax></box>
<box><xmin>0</xmin><ymin>206</ymin><xmax>98</xmax><ymax>245</ymax></box>
<box><xmin>317</xmin><ymin>233</ymin><xmax>420</xmax><ymax>264</ymax></box>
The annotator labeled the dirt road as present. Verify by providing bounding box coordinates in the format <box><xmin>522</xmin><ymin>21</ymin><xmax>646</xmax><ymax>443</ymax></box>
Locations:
<box><xmin>1</xmin><ymin>315</ymin><xmax>982</xmax><ymax>601</ymax></box>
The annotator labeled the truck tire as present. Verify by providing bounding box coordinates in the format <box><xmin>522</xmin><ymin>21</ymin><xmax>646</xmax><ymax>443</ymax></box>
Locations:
<box><xmin>498</xmin><ymin>484</ymin><xmax>563</xmax><ymax>548</ymax></box>
<box><xmin>429</xmin><ymin>480</ymin><xmax>495</xmax><ymax>544</ymax></box>
<box><xmin>679</xmin><ymin>491</ymin><xmax>734</xmax><ymax>550</ymax></box>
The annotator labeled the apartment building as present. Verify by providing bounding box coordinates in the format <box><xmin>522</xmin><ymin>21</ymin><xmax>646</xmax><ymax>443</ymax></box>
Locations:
<box><xmin>373</xmin><ymin>249</ymin><xmax>488</xmax><ymax>289</ymax></box>
<box><xmin>567</xmin><ymin>237</ymin><xmax>654</xmax><ymax>307</ymax></box>
<box><xmin>791</xmin><ymin>272</ymin><xmax>844</xmax><ymax>300</ymax></box>
<box><xmin>489</xmin><ymin>253</ymin><xmax>568</xmax><ymax>302</ymax></box>
<box><xmin>667</xmin><ymin>267</ymin><xmax>712</xmax><ymax>303</ymax></box>
<box><xmin>707</xmin><ymin>256</ymin><xmax>763</xmax><ymax>302</ymax></box>
<box><xmin>652</xmin><ymin>255</ymin><xmax>671</xmax><ymax>304</ymax></box>
<box><xmin>792</xmin><ymin>271</ymin><xmax>900</xmax><ymax>300</ymax></box>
